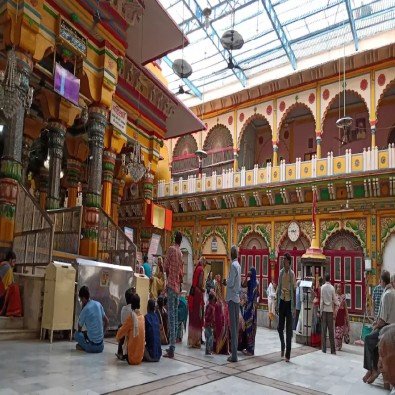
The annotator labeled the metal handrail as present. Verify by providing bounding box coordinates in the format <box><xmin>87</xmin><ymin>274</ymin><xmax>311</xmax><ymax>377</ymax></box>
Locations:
<box><xmin>98</xmin><ymin>207</ymin><xmax>137</xmax><ymax>270</ymax></box>
<box><xmin>47</xmin><ymin>206</ymin><xmax>83</xmax><ymax>256</ymax></box>
<box><xmin>13</xmin><ymin>183</ymin><xmax>54</xmax><ymax>269</ymax></box>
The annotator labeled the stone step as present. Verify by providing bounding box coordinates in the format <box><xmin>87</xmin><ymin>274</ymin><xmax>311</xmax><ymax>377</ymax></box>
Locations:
<box><xmin>0</xmin><ymin>316</ymin><xmax>24</xmax><ymax>330</ymax></box>
<box><xmin>0</xmin><ymin>329</ymin><xmax>39</xmax><ymax>341</ymax></box>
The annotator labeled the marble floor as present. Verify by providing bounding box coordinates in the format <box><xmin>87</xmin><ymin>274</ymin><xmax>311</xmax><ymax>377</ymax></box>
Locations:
<box><xmin>0</xmin><ymin>327</ymin><xmax>389</xmax><ymax>395</ymax></box>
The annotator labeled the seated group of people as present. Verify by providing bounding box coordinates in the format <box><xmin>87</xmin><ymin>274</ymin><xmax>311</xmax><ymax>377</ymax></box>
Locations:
<box><xmin>75</xmin><ymin>285</ymin><xmax>172</xmax><ymax>365</ymax></box>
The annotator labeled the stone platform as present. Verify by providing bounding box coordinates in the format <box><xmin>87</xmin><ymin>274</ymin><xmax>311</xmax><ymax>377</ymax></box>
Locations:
<box><xmin>0</xmin><ymin>327</ymin><xmax>388</xmax><ymax>395</ymax></box>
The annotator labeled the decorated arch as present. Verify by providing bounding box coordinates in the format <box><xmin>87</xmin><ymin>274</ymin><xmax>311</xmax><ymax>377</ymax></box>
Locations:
<box><xmin>238</xmin><ymin>114</ymin><xmax>273</xmax><ymax>169</ymax></box>
<box><xmin>376</xmin><ymin>78</ymin><xmax>395</xmax><ymax>148</ymax></box>
<box><xmin>321</xmin><ymin>89</ymin><xmax>370</xmax><ymax>128</ymax></box>
<box><xmin>278</xmin><ymin>102</ymin><xmax>317</xmax><ymax>135</ymax></box>
<box><xmin>172</xmin><ymin>134</ymin><xmax>198</xmax><ymax>158</ymax></box>
<box><xmin>277</xmin><ymin>102</ymin><xmax>316</xmax><ymax>163</ymax></box>
<box><xmin>203</xmin><ymin>124</ymin><xmax>233</xmax><ymax>151</ymax></box>
<box><xmin>202</xmin><ymin>124</ymin><xmax>234</xmax><ymax>175</ymax></box>
<box><xmin>324</xmin><ymin>229</ymin><xmax>363</xmax><ymax>252</ymax></box>
<box><xmin>171</xmin><ymin>134</ymin><xmax>199</xmax><ymax>179</ymax></box>
<box><xmin>321</xmin><ymin>89</ymin><xmax>371</xmax><ymax>156</ymax></box>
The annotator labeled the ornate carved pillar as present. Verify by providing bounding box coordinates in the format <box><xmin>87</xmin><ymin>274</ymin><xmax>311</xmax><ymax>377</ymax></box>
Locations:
<box><xmin>102</xmin><ymin>150</ymin><xmax>116</xmax><ymax>215</ymax></box>
<box><xmin>45</xmin><ymin>121</ymin><xmax>67</xmax><ymax>209</ymax></box>
<box><xmin>21</xmin><ymin>135</ymin><xmax>33</xmax><ymax>186</ymax></box>
<box><xmin>0</xmin><ymin>50</ymin><xmax>33</xmax><ymax>243</ymax></box>
<box><xmin>38</xmin><ymin>167</ymin><xmax>49</xmax><ymax>210</ymax></box>
<box><xmin>66</xmin><ymin>159</ymin><xmax>81</xmax><ymax>208</ymax></box>
<box><xmin>111</xmin><ymin>177</ymin><xmax>125</xmax><ymax>225</ymax></box>
<box><xmin>316</xmin><ymin>131</ymin><xmax>322</xmax><ymax>159</ymax></box>
<box><xmin>80</xmin><ymin>106</ymin><xmax>108</xmax><ymax>257</ymax></box>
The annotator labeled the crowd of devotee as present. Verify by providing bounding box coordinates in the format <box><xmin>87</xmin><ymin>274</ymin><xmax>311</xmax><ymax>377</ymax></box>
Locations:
<box><xmin>1</xmin><ymin>231</ymin><xmax>395</xmax><ymax>393</ymax></box>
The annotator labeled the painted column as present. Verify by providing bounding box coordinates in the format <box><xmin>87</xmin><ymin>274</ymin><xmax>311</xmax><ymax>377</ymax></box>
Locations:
<box><xmin>272</xmin><ymin>141</ymin><xmax>279</xmax><ymax>166</ymax></box>
<box><xmin>316</xmin><ymin>131</ymin><xmax>322</xmax><ymax>159</ymax></box>
<box><xmin>80</xmin><ymin>106</ymin><xmax>108</xmax><ymax>257</ymax></box>
<box><xmin>370</xmin><ymin>120</ymin><xmax>377</xmax><ymax>148</ymax></box>
<box><xmin>46</xmin><ymin>121</ymin><xmax>67</xmax><ymax>209</ymax></box>
<box><xmin>0</xmin><ymin>50</ymin><xmax>33</xmax><ymax>243</ymax></box>
<box><xmin>370</xmin><ymin>70</ymin><xmax>376</xmax><ymax>149</ymax></box>
<box><xmin>102</xmin><ymin>150</ymin><xmax>116</xmax><ymax>215</ymax></box>
<box><xmin>66</xmin><ymin>158</ymin><xmax>81</xmax><ymax>208</ymax></box>
<box><xmin>21</xmin><ymin>135</ymin><xmax>33</xmax><ymax>186</ymax></box>
<box><xmin>111</xmin><ymin>177</ymin><xmax>125</xmax><ymax>225</ymax></box>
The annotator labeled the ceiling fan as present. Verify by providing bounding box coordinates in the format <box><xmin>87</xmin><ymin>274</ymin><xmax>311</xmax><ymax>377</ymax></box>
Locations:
<box><xmin>227</xmin><ymin>54</ymin><xmax>243</xmax><ymax>71</ymax></box>
<box><xmin>176</xmin><ymin>85</ymin><xmax>194</xmax><ymax>96</ymax></box>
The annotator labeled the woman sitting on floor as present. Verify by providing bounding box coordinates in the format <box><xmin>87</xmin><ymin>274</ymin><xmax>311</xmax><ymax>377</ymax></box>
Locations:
<box><xmin>116</xmin><ymin>293</ymin><xmax>145</xmax><ymax>365</ymax></box>
<box><xmin>0</xmin><ymin>250</ymin><xmax>22</xmax><ymax>317</ymax></box>
<box><xmin>156</xmin><ymin>295</ymin><xmax>169</xmax><ymax>345</ymax></box>
<box><xmin>144</xmin><ymin>299</ymin><xmax>162</xmax><ymax>362</ymax></box>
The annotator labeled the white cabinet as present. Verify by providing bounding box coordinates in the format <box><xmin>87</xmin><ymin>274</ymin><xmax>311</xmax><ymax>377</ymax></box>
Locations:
<box><xmin>41</xmin><ymin>262</ymin><xmax>76</xmax><ymax>343</ymax></box>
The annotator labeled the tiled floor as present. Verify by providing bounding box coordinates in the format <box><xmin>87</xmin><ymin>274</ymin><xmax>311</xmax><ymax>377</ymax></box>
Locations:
<box><xmin>0</xmin><ymin>327</ymin><xmax>390</xmax><ymax>395</ymax></box>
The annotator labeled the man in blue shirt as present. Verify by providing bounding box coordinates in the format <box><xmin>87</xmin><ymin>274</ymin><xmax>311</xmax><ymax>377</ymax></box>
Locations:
<box><xmin>142</xmin><ymin>255</ymin><xmax>152</xmax><ymax>278</ymax></box>
<box><xmin>224</xmin><ymin>245</ymin><xmax>241</xmax><ymax>363</ymax></box>
<box><xmin>75</xmin><ymin>286</ymin><xmax>109</xmax><ymax>353</ymax></box>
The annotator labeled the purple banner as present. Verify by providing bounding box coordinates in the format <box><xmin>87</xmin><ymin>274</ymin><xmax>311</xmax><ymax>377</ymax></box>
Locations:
<box><xmin>54</xmin><ymin>63</ymin><xmax>80</xmax><ymax>105</ymax></box>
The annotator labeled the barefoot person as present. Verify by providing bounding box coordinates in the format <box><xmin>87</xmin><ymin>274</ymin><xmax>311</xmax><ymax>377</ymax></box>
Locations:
<box><xmin>224</xmin><ymin>245</ymin><xmax>241</xmax><ymax>363</ymax></box>
<box><xmin>116</xmin><ymin>293</ymin><xmax>145</xmax><ymax>365</ymax></box>
<box><xmin>320</xmin><ymin>274</ymin><xmax>338</xmax><ymax>354</ymax></box>
<box><xmin>75</xmin><ymin>286</ymin><xmax>109</xmax><ymax>353</ymax></box>
<box><xmin>163</xmin><ymin>231</ymin><xmax>184</xmax><ymax>358</ymax></box>
<box><xmin>276</xmin><ymin>253</ymin><xmax>296</xmax><ymax>362</ymax></box>
<box><xmin>363</xmin><ymin>270</ymin><xmax>395</xmax><ymax>385</ymax></box>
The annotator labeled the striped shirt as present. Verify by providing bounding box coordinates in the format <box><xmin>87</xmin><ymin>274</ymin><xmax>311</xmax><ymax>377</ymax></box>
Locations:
<box><xmin>164</xmin><ymin>244</ymin><xmax>184</xmax><ymax>294</ymax></box>
<box><xmin>373</xmin><ymin>284</ymin><xmax>384</xmax><ymax>318</ymax></box>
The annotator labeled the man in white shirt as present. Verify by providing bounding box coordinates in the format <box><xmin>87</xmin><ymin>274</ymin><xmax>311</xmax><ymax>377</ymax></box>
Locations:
<box><xmin>320</xmin><ymin>274</ymin><xmax>339</xmax><ymax>354</ymax></box>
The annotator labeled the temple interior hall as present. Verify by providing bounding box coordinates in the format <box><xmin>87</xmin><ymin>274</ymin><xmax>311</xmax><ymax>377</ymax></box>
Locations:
<box><xmin>0</xmin><ymin>0</ymin><xmax>395</xmax><ymax>394</ymax></box>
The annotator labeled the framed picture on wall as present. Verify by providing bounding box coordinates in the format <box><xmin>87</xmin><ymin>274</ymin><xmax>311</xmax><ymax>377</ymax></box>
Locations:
<box><xmin>355</xmin><ymin>116</ymin><xmax>367</xmax><ymax>140</ymax></box>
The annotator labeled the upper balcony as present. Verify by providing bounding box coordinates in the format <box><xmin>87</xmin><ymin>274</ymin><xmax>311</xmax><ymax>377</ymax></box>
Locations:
<box><xmin>156</xmin><ymin>145</ymin><xmax>395</xmax><ymax>209</ymax></box>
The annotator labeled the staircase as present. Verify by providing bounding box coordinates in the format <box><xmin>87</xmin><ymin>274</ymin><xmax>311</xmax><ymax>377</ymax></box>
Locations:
<box><xmin>47</xmin><ymin>206</ymin><xmax>137</xmax><ymax>269</ymax></box>
<box><xmin>0</xmin><ymin>316</ymin><xmax>37</xmax><ymax>341</ymax></box>
<box><xmin>4</xmin><ymin>185</ymin><xmax>136</xmax><ymax>340</ymax></box>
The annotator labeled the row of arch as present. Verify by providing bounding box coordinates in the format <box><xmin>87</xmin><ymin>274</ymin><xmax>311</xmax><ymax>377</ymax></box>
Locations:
<box><xmin>172</xmin><ymin>83</ymin><xmax>395</xmax><ymax>177</ymax></box>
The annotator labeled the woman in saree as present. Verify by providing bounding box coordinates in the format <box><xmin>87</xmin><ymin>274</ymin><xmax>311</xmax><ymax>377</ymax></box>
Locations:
<box><xmin>0</xmin><ymin>250</ymin><xmax>22</xmax><ymax>317</ymax></box>
<box><xmin>151</xmin><ymin>257</ymin><xmax>166</xmax><ymax>299</ymax></box>
<box><xmin>240</xmin><ymin>267</ymin><xmax>259</xmax><ymax>356</ymax></box>
<box><xmin>213</xmin><ymin>275</ymin><xmax>230</xmax><ymax>354</ymax></box>
<box><xmin>187</xmin><ymin>257</ymin><xmax>205</xmax><ymax>348</ymax></box>
<box><xmin>334</xmin><ymin>283</ymin><xmax>349</xmax><ymax>351</ymax></box>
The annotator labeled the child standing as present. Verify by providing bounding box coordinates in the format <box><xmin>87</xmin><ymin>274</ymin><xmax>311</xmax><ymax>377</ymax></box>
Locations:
<box><xmin>204</xmin><ymin>292</ymin><xmax>216</xmax><ymax>355</ymax></box>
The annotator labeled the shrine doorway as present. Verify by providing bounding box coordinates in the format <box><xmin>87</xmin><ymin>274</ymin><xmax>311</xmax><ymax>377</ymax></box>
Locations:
<box><xmin>277</xmin><ymin>233</ymin><xmax>310</xmax><ymax>279</ymax></box>
<box><xmin>324</xmin><ymin>230</ymin><xmax>365</xmax><ymax>314</ymax></box>
<box><xmin>239</xmin><ymin>232</ymin><xmax>270</xmax><ymax>302</ymax></box>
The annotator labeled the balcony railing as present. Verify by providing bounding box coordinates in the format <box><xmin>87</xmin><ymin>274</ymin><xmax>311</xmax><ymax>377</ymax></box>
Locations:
<box><xmin>157</xmin><ymin>145</ymin><xmax>395</xmax><ymax>198</ymax></box>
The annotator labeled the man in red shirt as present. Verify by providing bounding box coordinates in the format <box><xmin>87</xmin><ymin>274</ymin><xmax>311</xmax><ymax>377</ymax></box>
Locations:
<box><xmin>163</xmin><ymin>231</ymin><xmax>184</xmax><ymax>358</ymax></box>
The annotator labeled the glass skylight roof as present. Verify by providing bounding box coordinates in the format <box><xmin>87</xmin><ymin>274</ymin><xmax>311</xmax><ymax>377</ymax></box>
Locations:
<box><xmin>158</xmin><ymin>0</ymin><xmax>395</xmax><ymax>104</ymax></box>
